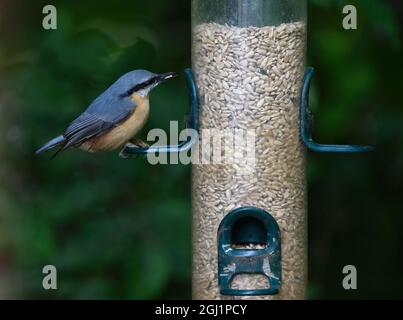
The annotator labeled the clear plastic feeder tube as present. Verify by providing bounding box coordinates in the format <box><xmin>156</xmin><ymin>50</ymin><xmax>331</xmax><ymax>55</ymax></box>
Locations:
<box><xmin>192</xmin><ymin>0</ymin><xmax>307</xmax><ymax>299</ymax></box>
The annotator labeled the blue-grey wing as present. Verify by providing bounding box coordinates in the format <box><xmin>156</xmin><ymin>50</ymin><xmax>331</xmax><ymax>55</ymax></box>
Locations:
<box><xmin>63</xmin><ymin>94</ymin><xmax>136</xmax><ymax>148</ymax></box>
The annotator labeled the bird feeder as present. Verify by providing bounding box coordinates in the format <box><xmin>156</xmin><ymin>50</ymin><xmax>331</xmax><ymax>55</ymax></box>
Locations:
<box><xmin>191</xmin><ymin>0</ymin><xmax>372</xmax><ymax>300</ymax></box>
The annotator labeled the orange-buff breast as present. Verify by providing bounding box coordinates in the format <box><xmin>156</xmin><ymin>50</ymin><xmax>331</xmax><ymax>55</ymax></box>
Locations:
<box><xmin>80</xmin><ymin>94</ymin><xmax>150</xmax><ymax>152</ymax></box>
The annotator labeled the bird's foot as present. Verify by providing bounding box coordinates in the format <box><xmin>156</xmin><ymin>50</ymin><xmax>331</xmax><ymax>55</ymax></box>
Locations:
<box><xmin>118</xmin><ymin>142</ymin><xmax>135</xmax><ymax>158</ymax></box>
<box><xmin>130</xmin><ymin>138</ymin><xmax>149</xmax><ymax>148</ymax></box>
<box><xmin>119</xmin><ymin>140</ymin><xmax>148</xmax><ymax>159</ymax></box>
<box><xmin>119</xmin><ymin>148</ymin><xmax>130</xmax><ymax>159</ymax></box>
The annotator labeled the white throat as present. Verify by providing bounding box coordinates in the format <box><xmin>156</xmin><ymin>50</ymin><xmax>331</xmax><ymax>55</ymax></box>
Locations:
<box><xmin>137</xmin><ymin>87</ymin><xmax>151</xmax><ymax>97</ymax></box>
<box><xmin>137</xmin><ymin>82</ymin><xmax>159</xmax><ymax>97</ymax></box>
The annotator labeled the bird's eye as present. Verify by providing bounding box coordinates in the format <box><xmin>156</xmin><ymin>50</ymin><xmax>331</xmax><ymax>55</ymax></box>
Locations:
<box><xmin>121</xmin><ymin>78</ymin><xmax>158</xmax><ymax>97</ymax></box>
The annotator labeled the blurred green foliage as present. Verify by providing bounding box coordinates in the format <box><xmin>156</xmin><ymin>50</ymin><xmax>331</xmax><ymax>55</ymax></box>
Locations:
<box><xmin>1</xmin><ymin>0</ymin><xmax>191</xmax><ymax>299</ymax></box>
<box><xmin>0</xmin><ymin>0</ymin><xmax>402</xmax><ymax>299</ymax></box>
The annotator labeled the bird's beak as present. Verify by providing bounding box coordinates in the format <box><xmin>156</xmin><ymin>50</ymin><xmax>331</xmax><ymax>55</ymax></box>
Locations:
<box><xmin>157</xmin><ymin>72</ymin><xmax>177</xmax><ymax>83</ymax></box>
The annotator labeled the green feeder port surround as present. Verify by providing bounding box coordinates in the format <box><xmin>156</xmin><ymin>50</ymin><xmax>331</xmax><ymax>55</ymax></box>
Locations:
<box><xmin>218</xmin><ymin>207</ymin><xmax>281</xmax><ymax>296</ymax></box>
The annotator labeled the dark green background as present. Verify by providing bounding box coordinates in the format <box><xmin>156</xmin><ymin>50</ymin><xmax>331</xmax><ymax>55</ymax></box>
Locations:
<box><xmin>0</xmin><ymin>0</ymin><xmax>401</xmax><ymax>299</ymax></box>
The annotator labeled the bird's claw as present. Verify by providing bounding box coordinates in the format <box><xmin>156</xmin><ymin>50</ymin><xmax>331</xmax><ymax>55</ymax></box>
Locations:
<box><xmin>119</xmin><ymin>141</ymin><xmax>148</xmax><ymax>159</ymax></box>
<box><xmin>119</xmin><ymin>148</ymin><xmax>130</xmax><ymax>159</ymax></box>
<box><xmin>130</xmin><ymin>138</ymin><xmax>149</xmax><ymax>148</ymax></box>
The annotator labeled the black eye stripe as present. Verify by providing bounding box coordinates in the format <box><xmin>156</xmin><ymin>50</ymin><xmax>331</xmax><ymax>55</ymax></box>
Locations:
<box><xmin>121</xmin><ymin>77</ymin><xmax>159</xmax><ymax>97</ymax></box>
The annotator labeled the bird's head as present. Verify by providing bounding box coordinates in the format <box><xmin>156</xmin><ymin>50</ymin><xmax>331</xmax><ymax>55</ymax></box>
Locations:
<box><xmin>113</xmin><ymin>69</ymin><xmax>176</xmax><ymax>98</ymax></box>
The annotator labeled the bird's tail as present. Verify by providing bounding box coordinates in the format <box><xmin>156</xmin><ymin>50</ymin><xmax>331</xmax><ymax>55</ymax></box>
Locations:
<box><xmin>35</xmin><ymin>135</ymin><xmax>65</xmax><ymax>155</ymax></box>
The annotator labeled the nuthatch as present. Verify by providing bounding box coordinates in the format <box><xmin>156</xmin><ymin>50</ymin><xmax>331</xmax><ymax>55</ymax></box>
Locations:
<box><xmin>35</xmin><ymin>70</ymin><xmax>176</xmax><ymax>158</ymax></box>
